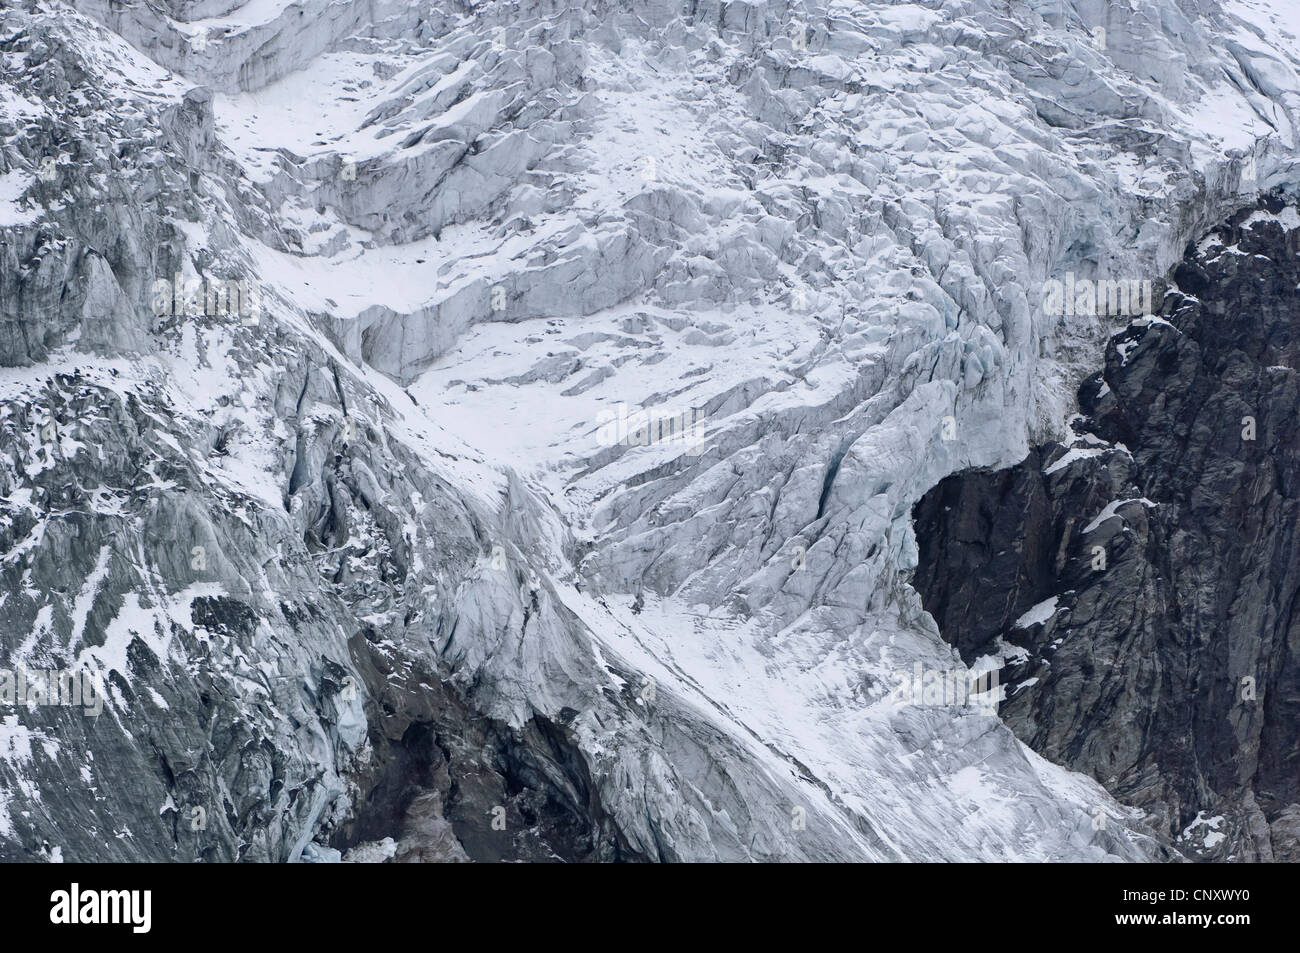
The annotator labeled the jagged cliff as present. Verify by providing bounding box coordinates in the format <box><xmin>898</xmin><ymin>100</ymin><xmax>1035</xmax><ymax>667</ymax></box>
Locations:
<box><xmin>914</xmin><ymin>196</ymin><xmax>1300</xmax><ymax>861</ymax></box>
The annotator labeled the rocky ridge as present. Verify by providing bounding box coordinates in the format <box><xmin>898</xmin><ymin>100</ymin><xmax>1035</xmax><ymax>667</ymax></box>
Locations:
<box><xmin>914</xmin><ymin>195</ymin><xmax>1300</xmax><ymax>862</ymax></box>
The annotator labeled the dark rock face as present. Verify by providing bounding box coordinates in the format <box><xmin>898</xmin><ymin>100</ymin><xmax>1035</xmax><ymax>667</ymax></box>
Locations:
<box><xmin>334</xmin><ymin>632</ymin><xmax>648</xmax><ymax>863</ymax></box>
<box><xmin>0</xmin><ymin>364</ymin><xmax>637</xmax><ymax>863</ymax></box>
<box><xmin>913</xmin><ymin>194</ymin><xmax>1300</xmax><ymax>862</ymax></box>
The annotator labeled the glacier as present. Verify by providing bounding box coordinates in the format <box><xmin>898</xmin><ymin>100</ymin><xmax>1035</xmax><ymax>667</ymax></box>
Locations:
<box><xmin>0</xmin><ymin>0</ymin><xmax>1298</xmax><ymax>861</ymax></box>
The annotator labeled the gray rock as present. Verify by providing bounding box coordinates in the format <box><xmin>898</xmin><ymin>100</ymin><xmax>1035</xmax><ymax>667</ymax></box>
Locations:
<box><xmin>914</xmin><ymin>196</ymin><xmax>1300</xmax><ymax>861</ymax></box>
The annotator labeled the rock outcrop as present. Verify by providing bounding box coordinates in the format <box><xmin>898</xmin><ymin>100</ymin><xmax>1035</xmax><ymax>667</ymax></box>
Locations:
<box><xmin>914</xmin><ymin>195</ymin><xmax>1300</xmax><ymax>861</ymax></box>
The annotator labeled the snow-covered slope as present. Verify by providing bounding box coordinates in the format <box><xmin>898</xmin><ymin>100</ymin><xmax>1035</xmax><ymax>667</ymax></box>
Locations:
<box><xmin>2</xmin><ymin>0</ymin><xmax>1298</xmax><ymax>860</ymax></box>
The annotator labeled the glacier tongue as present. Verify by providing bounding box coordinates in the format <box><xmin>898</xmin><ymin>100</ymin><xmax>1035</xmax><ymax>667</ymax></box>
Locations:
<box><xmin>1</xmin><ymin>0</ymin><xmax>1299</xmax><ymax>860</ymax></box>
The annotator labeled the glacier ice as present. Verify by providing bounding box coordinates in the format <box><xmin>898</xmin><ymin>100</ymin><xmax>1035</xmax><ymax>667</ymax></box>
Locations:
<box><xmin>0</xmin><ymin>0</ymin><xmax>1298</xmax><ymax>861</ymax></box>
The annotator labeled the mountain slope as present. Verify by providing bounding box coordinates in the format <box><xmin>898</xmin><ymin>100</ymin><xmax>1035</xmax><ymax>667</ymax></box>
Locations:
<box><xmin>2</xmin><ymin>0</ymin><xmax>1299</xmax><ymax>861</ymax></box>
